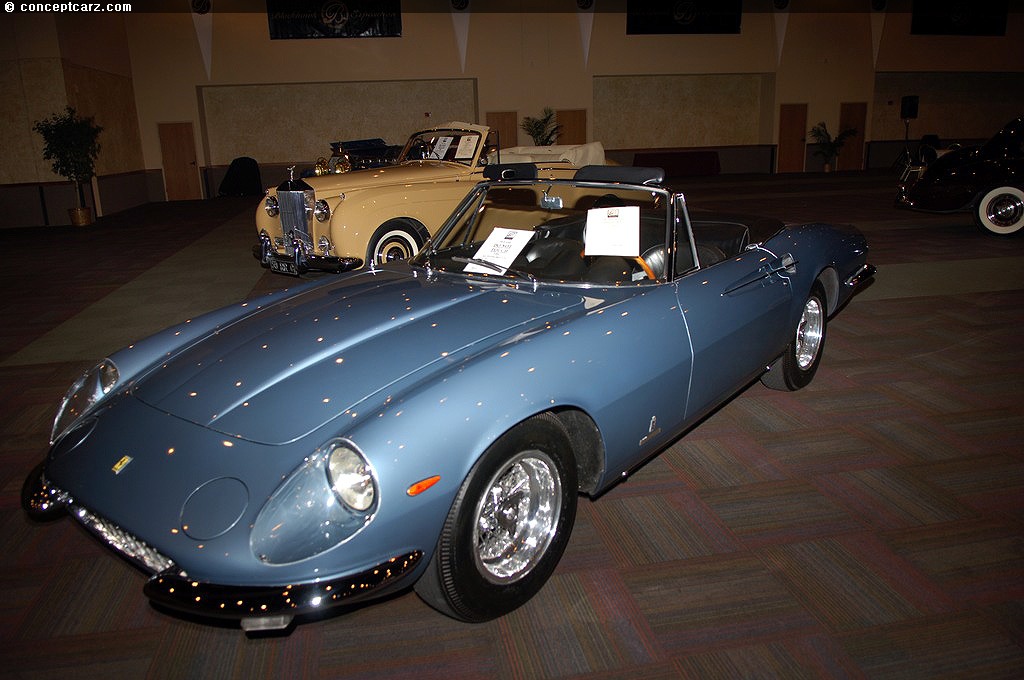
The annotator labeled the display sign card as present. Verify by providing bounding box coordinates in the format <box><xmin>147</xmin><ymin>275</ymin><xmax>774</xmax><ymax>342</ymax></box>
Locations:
<box><xmin>464</xmin><ymin>228</ymin><xmax>534</xmax><ymax>274</ymax></box>
<box><xmin>455</xmin><ymin>134</ymin><xmax>479</xmax><ymax>160</ymax></box>
<box><xmin>584</xmin><ymin>205</ymin><xmax>640</xmax><ymax>256</ymax></box>
<box><xmin>428</xmin><ymin>136</ymin><xmax>453</xmax><ymax>160</ymax></box>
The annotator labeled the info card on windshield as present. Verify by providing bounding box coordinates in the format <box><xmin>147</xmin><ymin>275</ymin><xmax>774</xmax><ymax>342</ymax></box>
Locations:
<box><xmin>464</xmin><ymin>228</ymin><xmax>534</xmax><ymax>273</ymax></box>
<box><xmin>584</xmin><ymin>205</ymin><xmax>640</xmax><ymax>256</ymax></box>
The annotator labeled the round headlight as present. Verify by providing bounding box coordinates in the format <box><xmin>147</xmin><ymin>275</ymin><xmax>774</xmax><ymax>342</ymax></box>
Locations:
<box><xmin>314</xmin><ymin>199</ymin><xmax>330</xmax><ymax>222</ymax></box>
<box><xmin>251</xmin><ymin>439</ymin><xmax>378</xmax><ymax>564</ymax></box>
<box><xmin>52</xmin><ymin>360</ymin><xmax>119</xmax><ymax>444</ymax></box>
<box><xmin>264</xmin><ymin>195</ymin><xmax>279</xmax><ymax>217</ymax></box>
<box><xmin>327</xmin><ymin>442</ymin><xmax>375</xmax><ymax>511</ymax></box>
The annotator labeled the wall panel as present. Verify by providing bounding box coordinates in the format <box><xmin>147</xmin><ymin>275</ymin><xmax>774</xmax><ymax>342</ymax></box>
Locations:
<box><xmin>200</xmin><ymin>79</ymin><xmax>477</xmax><ymax>166</ymax></box>
<box><xmin>593</xmin><ymin>74</ymin><xmax>771</xmax><ymax>150</ymax></box>
<box><xmin>872</xmin><ymin>72</ymin><xmax>1024</xmax><ymax>141</ymax></box>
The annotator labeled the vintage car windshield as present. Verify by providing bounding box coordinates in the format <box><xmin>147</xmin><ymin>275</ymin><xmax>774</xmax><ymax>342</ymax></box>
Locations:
<box><xmin>412</xmin><ymin>181</ymin><xmax>675</xmax><ymax>285</ymax></box>
<box><xmin>399</xmin><ymin>129</ymin><xmax>482</xmax><ymax>165</ymax></box>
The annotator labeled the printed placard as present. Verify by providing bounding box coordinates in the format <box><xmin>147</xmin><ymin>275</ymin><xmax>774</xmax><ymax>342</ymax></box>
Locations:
<box><xmin>584</xmin><ymin>205</ymin><xmax>640</xmax><ymax>256</ymax></box>
<box><xmin>428</xmin><ymin>136</ymin><xmax>453</xmax><ymax>160</ymax></box>
<box><xmin>464</xmin><ymin>228</ymin><xmax>534</xmax><ymax>273</ymax></box>
<box><xmin>455</xmin><ymin>134</ymin><xmax>479</xmax><ymax>160</ymax></box>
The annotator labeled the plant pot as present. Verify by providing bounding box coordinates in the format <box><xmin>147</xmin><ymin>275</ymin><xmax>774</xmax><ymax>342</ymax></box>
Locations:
<box><xmin>68</xmin><ymin>207</ymin><xmax>93</xmax><ymax>226</ymax></box>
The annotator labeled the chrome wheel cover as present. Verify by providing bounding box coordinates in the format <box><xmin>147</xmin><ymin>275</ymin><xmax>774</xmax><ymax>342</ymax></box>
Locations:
<box><xmin>795</xmin><ymin>296</ymin><xmax>824</xmax><ymax>370</ymax></box>
<box><xmin>984</xmin><ymin>193</ymin><xmax>1024</xmax><ymax>230</ymax></box>
<box><xmin>473</xmin><ymin>451</ymin><xmax>561</xmax><ymax>583</ymax></box>
<box><xmin>372</xmin><ymin>229</ymin><xmax>418</xmax><ymax>264</ymax></box>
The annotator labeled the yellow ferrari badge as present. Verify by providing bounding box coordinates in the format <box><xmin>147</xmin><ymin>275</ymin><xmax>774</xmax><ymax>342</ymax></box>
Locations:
<box><xmin>112</xmin><ymin>455</ymin><xmax>133</xmax><ymax>475</ymax></box>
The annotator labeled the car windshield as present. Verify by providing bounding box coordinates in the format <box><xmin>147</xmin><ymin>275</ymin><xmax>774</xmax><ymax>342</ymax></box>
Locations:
<box><xmin>411</xmin><ymin>180</ymin><xmax>674</xmax><ymax>286</ymax></box>
<box><xmin>399</xmin><ymin>129</ymin><xmax>482</xmax><ymax>165</ymax></box>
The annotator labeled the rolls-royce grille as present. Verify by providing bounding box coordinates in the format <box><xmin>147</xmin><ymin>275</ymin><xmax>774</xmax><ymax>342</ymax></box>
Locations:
<box><xmin>71</xmin><ymin>503</ymin><xmax>174</xmax><ymax>574</ymax></box>
<box><xmin>277</xmin><ymin>189</ymin><xmax>315</xmax><ymax>255</ymax></box>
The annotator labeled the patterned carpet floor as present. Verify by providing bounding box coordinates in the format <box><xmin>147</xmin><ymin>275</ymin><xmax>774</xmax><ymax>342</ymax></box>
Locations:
<box><xmin>0</xmin><ymin>171</ymin><xmax>1021</xmax><ymax>679</ymax></box>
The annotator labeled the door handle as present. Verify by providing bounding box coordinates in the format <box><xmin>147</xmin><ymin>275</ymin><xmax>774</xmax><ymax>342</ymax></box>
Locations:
<box><xmin>766</xmin><ymin>253</ymin><xmax>797</xmax><ymax>275</ymax></box>
<box><xmin>722</xmin><ymin>253</ymin><xmax>796</xmax><ymax>295</ymax></box>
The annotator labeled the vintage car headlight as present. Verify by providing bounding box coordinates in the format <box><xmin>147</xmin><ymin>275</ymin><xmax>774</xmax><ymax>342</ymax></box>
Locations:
<box><xmin>314</xmin><ymin>199</ymin><xmax>330</xmax><ymax>222</ymax></box>
<box><xmin>327</xmin><ymin>443</ymin><xmax>375</xmax><ymax>511</ymax></box>
<box><xmin>51</xmin><ymin>360</ymin><xmax>119</xmax><ymax>444</ymax></box>
<box><xmin>250</xmin><ymin>439</ymin><xmax>378</xmax><ymax>565</ymax></box>
<box><xmin>264</xmin><ymin>195</ymin><xmax>279</xmax><ymax>217</ymax></box>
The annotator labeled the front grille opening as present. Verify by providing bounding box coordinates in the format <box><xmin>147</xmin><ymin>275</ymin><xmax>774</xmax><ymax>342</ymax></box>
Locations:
<box><xmin>72</xmin><ymin>504</ymin><xmax>175</xmax><ymax>574</ymax></box>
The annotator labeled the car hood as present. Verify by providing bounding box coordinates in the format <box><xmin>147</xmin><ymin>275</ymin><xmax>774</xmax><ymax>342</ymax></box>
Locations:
<box><xmin>303</xmin><ymin>162</ymin><xmax>477</xmax><ymax>193</ymax></box>
<box><xmin>131</xmin><ymin>269</ymin><xmax>580</xmax><ymax>445</ymax></box>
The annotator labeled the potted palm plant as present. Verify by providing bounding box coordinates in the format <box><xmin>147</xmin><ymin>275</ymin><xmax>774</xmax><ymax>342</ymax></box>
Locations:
<box><xmin>33</xmin><ymin>106</ymin><xmax>103</xmax><ymax>225</ymax></box>
<box><xmin>808</xmin><ymin>121</ymin><xmax>857</xmax><ymax>172</ymax></box>
<box><xmin>520</xmin><ymin>108</ymin><xmax>562</xmax><ymax>146</ymax></box>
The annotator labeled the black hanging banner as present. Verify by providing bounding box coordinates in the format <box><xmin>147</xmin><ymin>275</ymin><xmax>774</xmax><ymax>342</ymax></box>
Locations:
<box><xmin>910</xmin><ymin>0</ymin><xmax>1008</xmax><ymax>36</ymax></box>
<box><xmin>266</xmin><ymin>0</ymin><xmax>403</xmax><ymax>40</ymax></box>
<box><xmin>626</xmin><ymin>0</ymin><xmax>743</xmax><ymax>35</ymax></box>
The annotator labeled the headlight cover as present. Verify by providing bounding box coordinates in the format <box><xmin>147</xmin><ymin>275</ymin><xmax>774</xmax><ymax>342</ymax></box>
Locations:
<box><xmin>51</xmin><ymin>360</ymin><xmax>119</xmax><ymax>444</ymax></box>
<box><xmin>251</xmin><ymin>439</ymin><xmax>378</xmax><ymax>565</ymax></box>
<box><xmin>264</xmin><ymin>195</ymin><xmax>279</xmax><ymax>217</ymax></box>
<box><xmin>327</xmin><ymin>444</ymin><xmax>375</xmax><ymax>511</ymax></box>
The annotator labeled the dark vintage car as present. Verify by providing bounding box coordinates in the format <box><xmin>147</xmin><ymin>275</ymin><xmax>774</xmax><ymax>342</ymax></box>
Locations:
<box><xmin>24</xmin><ymin>164</ymin><xmax>874</xmax><ymax>633</ymax></box>
<box><xmin>312</xmin><ymin>137</ymin><xmax>401</xmax><ymax>175</ymax></box>
<box><xmin>896</xmin><ymin>117</ymin><xmax>1024</xmax><ymax>235</ymax></box>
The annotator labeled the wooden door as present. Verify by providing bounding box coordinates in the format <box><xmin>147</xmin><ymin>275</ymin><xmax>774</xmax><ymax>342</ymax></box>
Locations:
<box><xmin>485</xmin><ymin>111</ymin><xmax>519</xmax><ymax>149</ymax></box>
<box><xmin>838</xmin><ymin>102</ymin><xmax>867</xmax><ymax>171</ymax></box>
<box><xmin>158</xmin><ymin>122</ymin><xmax>202</xmax><ymax>200</ymax></box>
<box><xmin>555</xmin><ymin>109</ymin><xmax>587</xmax><ymax>145</ymax></box>
<box><xmin>777</xmin><ymin>103</ymin><xmax>808</xmax><ymax>173</ymax></box>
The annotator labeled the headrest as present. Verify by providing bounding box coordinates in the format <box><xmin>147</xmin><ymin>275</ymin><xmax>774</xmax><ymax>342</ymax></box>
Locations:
<box><xmin>574</xmin><ymin>165</ymin><xmax>665</xmax><ymax>186</ymax></box>
<box><xmin>483</xmin><ymin>163</ymin><xmax>539</xmax><ymax>181</ymax></box>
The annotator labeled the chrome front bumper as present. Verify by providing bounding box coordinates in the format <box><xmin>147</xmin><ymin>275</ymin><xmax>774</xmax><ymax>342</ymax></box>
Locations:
<box><xmin>145</xmin><ymin>551</ymin><xmax>423</xmax><ymax>631</ymax></box>
<box><xmin>845</xmin><ymin>263</ymin><xmax>876</xmax><ymax>288</ymax></box>
<box><xmin>23</xmin><ymin>462</ymin><xmax>422</xmax><ymax>631</ymax></box>
<box><xmin>253</xmin><ymin>230</ymin><xmax>362</xmax><ymax>275</ymax></box>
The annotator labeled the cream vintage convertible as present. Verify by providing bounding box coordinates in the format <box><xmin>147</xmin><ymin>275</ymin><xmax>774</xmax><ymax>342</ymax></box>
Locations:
<box><xmin>254</xmin><ymin>121</ymin><xmax>606</xmax><ymax>275</ymax></box>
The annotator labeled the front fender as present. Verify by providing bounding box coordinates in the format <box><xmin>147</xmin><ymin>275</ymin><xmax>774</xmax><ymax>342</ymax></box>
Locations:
<box><xmin>342</xmin><ymin>284</ymin><xmax>692</xmax><ymax>514</ymax></box>
<box><xmin>328</xmin><ymin>181</ymin><xmax>479</xmax><ymax>258</ymax></box>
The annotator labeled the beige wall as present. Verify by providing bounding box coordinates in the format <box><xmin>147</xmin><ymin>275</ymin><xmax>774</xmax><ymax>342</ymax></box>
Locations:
<box><xmin>201</xmin><ymin>79</ymin><xmax>477</xmax><ymax>165</ymax></box>
<box><xmin>775</xmin><ymin>11</ymin><xmax>877</xmax><ymax>138</ymax></box>
<box><xmin>122</xmin><ymin>4</ymin><xmax>1021</xmax><ymax>175</ymax></box>
<box><xmin>3</xmin><ymin>3</ymin><xmax>1023</xmax><ymax>189</ymax></box>
<box><xmin>594</xmin><ymin>74</ymin><xmax>774</xmax><ymax>149</ymax></box>
<box><xmin>0</xmin><ymin>16</ymin><xmax>68</xmax><ymax>185</ymax></box>
<box><xmin>0</xmin><ymin>13</ymin><xmax>142</xmax><ymax>185</ymax></box>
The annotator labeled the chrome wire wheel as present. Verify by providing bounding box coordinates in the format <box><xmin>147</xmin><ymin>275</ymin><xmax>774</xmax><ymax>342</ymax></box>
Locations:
<box><xmin>472</xmin><ymin>450</ymin><xmax>561</xmax><ymax>584</ymax></box>
<box><xmin>795</xmin><ymin>295</ymin><xmax>824</xmax><ymax>370</ymax></box>
<box><xmin>415</xmin><ymin>413</ymin><xmax>576</xmax><ymax>622</ymax></box>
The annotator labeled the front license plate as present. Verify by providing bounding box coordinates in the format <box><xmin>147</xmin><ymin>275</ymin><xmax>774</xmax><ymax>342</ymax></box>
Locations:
<box><xmin>269</xmin><ymin>259</ymin><xmax>299</xmax><ymax>276</ymax></box>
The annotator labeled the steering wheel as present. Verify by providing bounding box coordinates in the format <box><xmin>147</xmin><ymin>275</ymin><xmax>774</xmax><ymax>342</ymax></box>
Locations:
<box><xmin>633</xmin><ymin>257</ymin><xmax>656</xmax><ymax>280</ymax></box>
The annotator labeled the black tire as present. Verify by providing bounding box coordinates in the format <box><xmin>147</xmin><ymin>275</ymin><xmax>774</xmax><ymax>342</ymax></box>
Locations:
<box><xmin>415</xmin><ymin>413</ymin><xmax>577</xmax><ymax>622</ymax></box>
<box><xmin>761</xmin><ymin>282</ymin><xmax>827</xmax><ymax>391</ymax></box>
<box><xmin>974</xmin><ymin>186</ymin><xmax>1024</xmax><ymax>236</ymax></box>
<box><xmin>366</xmin><ymin>219</ymin><xmax>428</xmax><ymax>266</ymax></box>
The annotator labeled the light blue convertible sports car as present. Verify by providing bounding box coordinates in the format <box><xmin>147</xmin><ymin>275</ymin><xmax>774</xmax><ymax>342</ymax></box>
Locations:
<box><xmin>23</xmin><ymin>165</ymin><xmax>874</xmax><ymax>632</ymax></box>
